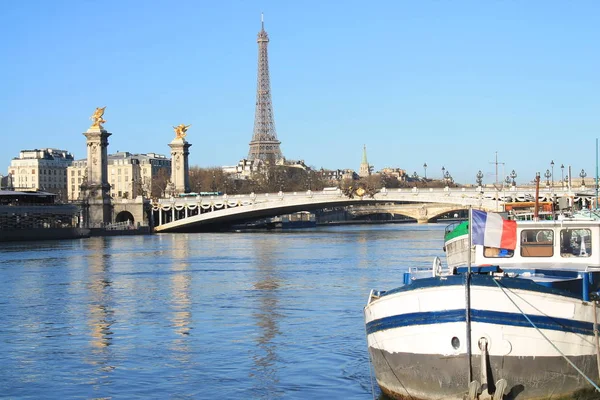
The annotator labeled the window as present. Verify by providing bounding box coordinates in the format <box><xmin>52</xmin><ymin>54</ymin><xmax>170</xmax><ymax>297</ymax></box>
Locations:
<box><xmin>484</xmin><ymin>247</ymin><xmax>514</xmax><ymax>258</ymax></box>
<box><xmin>560</xmin><ymin>229</ymin><xmax>592</xmax><ymax>257</ymax></box>
<box><xmin>521</xmin><ymin>229</ymin><xmax>554</xmax><ymax>257</ymax></box>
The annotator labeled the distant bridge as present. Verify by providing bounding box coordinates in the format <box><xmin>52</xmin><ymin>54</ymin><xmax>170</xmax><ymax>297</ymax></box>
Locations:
<box><xmin>152</xmin><ymin>186</ymin><xmax>590</xmax><ymax>232</ymax></box>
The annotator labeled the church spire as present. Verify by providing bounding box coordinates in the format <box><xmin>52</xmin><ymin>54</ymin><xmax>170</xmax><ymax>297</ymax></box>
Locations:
<box><xmin>359</xmin><ymin>145</ymin><xmax>371</xmax><ymax>177</ymax></box>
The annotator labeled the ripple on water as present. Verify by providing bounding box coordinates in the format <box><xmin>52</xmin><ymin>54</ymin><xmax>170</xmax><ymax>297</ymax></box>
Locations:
<box><xmin>0</xmin><ymin>224</ymin><xmax>446</xmax><ymax>399</ymax></box>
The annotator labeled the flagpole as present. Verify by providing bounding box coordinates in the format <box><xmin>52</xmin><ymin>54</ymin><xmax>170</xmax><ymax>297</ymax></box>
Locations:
<box><xmin>465</xmin><ymin>207</ymin><xmax>473</xmax><ymax>383</ymax></box>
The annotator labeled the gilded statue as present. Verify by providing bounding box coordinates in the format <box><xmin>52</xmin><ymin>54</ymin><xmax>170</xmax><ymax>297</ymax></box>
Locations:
<box><xmin>173</xmin><ymin>124</ymin><xmax>191</xmax><ymax>139</ymax></box>
<box><xmin>90</xmin><ymin>106</ymin><xmax>106</xmax><ymax>128</ymax></box>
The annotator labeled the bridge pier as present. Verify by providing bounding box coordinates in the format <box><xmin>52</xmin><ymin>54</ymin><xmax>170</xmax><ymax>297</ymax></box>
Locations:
<box><xmin>417</xmin><ymin>217</ymin><xmax>430</xmax><ymax>224</ymax></box>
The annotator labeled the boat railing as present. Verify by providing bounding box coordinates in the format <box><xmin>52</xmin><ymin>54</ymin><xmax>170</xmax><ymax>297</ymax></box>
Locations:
<box><xmin>444</xmin><ymin>221</ymin><xmax>462</xmax><ymax>235</ymax></box>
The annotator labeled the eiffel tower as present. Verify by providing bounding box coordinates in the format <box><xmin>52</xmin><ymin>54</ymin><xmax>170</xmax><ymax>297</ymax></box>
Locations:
<box><xmin>248</xmin><ymin>14</ymin><xmax>283</xmax><ymax>163</ymax></box>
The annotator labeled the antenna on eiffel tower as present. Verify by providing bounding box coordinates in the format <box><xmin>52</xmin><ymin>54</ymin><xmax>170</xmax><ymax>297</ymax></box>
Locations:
<box><xmin>248</xmin><ymin>13</ymin><xmax>283</xmax><ymax>164</ymax></box>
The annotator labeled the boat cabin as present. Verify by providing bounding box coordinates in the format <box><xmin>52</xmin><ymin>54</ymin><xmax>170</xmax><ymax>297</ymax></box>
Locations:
<box><xmin>474</xmin><ymin>219</ymin><xmax>599</xmax><ymax>270</ymax></box>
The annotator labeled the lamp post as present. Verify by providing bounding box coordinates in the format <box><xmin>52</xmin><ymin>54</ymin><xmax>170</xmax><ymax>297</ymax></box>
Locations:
<box><xmin>560</xmin><ymin>164</ymin><xmax>564</xmax><ymax>189</ymax></box>
<box><xmin>510</xmin><ymin>170</ymin><xmax>517</xmax><ymax>187</ymax></box>
<box><xmin>441</xmin><ymin>166</ymin><xmax>445</xmax><ymax>185</ymax></box>
<box><xmin>544</xmin><ymin>169</ymin><xmax>551</xmax><ymax>187</ymax></box>
<box><xmin>550</xmin><ymin>160</ymin><xmax>555</xmax><ymax>188</ymax></box>
<box><xmin>444</xmin><ymin>171</ymin><xmax>451</xmax><ymax>187</ymax></box>
<box><xmin>476</xmin><ymin>170</ymin><xmax>484</xmax><ymax>187</ymax></box>
<box><xmin>580</xmin><ymin>169</ymin><xmax>587</xmax><ymax>186</ymax></box>
<box><xmin>423</xmin><ymin>163</ymin><xmax>427</xmax><ymax>179</ymax></box>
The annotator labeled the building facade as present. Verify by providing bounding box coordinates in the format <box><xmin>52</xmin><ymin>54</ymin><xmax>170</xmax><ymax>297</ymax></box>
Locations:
<box><xmin>7</xmin><ymin>148</ymin><xmax>74</xmax><ymax>196</ymax></box>
<box><xmin>68</xmin><ymin>152</ymin><xmax>170</xmax><ymax>201</ymax></box>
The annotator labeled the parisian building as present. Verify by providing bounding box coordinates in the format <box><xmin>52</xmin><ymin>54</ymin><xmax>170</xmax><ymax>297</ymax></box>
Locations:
<box><xmin>7</xmin><ymin>148</ymin><xmax>74</xmax><ymax>195</ymax></box>
<box><xmin>67</xmin><ymin>152</ymin><xmax>170</xmax><ymax>201</ymax></box>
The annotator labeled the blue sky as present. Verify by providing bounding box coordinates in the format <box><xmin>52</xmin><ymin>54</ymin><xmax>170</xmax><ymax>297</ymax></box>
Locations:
<box><xmin>1</xmin><ymin>0</ymin><xmax>598</xmax><ymax>184</ymax></box>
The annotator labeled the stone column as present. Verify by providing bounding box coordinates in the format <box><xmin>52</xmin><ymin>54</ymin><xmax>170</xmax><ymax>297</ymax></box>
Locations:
<box><xmin>82</xmin><ymin>125</ymin><xmax>112</xmax><ymax>226</ymax></box>
<box><xmin>168</xmin><ymin>137</ymin><xmax>192</xmax><ymax>195</ymax></box>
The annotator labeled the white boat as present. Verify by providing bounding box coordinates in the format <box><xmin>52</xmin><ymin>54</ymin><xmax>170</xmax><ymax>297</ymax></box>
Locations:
<box><xmin>364</xmin><ymin>211</ymin><xmax>600</xmax><ymax>399</ymax></box>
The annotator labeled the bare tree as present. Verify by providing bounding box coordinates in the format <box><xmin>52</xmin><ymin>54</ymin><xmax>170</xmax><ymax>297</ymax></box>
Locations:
<box><xmin>151</xmin><ymin>168</ymin><xmax>170</xmax><ymax>199</ymax></box>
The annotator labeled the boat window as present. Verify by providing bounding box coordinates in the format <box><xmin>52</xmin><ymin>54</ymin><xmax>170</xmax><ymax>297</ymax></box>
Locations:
<box><xmin>520</xmin><ymin>229</ymin><xmax>554</xmax><ymax>257</ymax></box>
<box><xmin>483</xmin><ymin>247</ymin><xmax>514</xmax><ymax>258</ymax></box>
<box><xmin>560</xmin><ymin>229</ymin><xmax>592</xmax><ymax>257</ymax></box>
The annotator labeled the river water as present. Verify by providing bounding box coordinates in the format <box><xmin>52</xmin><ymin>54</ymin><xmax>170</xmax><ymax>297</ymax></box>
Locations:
<box><xmin>0</xmin><ymin>223</ymin><xmax>446</xmax><ymax>399</ymax></box>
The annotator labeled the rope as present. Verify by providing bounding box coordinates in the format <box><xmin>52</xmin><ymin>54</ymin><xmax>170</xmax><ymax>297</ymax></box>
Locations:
<box><xmin>365</xmin><ymin>305</ymin><xmax>416</xmax><ymax>400</ymax></box>
<box><xmin>365</xmin><ymin>329</ymin><xmax>376</xmax><ymax>400</ymax></box>
<box><xmin>594</xmin><ymin>301</ymin><xmax>600</xmax><ymax>382</ymax></box>
<box><xmin>493</xmin><ymin>278</ymin><xmax>600</xmax><ymax>392</ymax></box>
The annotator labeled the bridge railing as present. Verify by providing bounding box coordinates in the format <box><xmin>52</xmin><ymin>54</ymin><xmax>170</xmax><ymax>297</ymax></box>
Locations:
<box><xmin>155</xmin><ymin>186</ymin><xmax>590</xmax><ymax>207</ymax></box>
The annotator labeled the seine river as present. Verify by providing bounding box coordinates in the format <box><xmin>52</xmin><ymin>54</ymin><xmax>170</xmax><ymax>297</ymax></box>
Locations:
<box><xmin>0</xmin><ymin>223</ymin><xmax>446</xmax><ymax>399</ymax></box>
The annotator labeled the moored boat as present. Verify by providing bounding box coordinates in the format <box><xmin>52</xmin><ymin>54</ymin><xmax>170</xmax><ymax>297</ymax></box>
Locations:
<box><xmin>365</xmin><ymin>210</ymin><xmax>600</xmax><ymax>399</ymax></box>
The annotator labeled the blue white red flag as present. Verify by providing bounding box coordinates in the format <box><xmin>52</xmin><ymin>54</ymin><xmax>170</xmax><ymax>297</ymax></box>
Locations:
<box><xmin>471</xmin><ymin>209</ymin><xmax>517</xmax><ymax>250</ymax></box>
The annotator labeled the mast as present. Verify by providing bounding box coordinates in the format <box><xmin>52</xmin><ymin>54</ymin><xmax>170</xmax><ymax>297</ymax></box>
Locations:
<box><xmin>465</xmin><ymin>207</ymin><xmax>473</xmax><ymax>383</ymax></box>
<box><xmin>534</xmin><ymin>173</ymin><xmax>541</xmax><ymax>221</ymax></box>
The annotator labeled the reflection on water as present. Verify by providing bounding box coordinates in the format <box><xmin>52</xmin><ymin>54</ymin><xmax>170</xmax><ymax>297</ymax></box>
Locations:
<box><xmin>250</xmin><ymin>237</ymin><xmax>282</xmax><ymax>399</ymax></box>
<box><xmin>86</xmin><ymin>238</ymin><xmax>115</xmax><ymax>391</ymax></box>
<box><xmin>0</xmin><ymin>224</ymin><xmax>446</xmax><ymax>399</ymax></box>
<box><xmin>170</xmin><ymin>235</ymin><xmax>192</xmax><ymax>344</ymax></box>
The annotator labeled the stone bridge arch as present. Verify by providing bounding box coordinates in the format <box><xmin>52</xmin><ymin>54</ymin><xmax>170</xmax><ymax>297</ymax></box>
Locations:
<box><xmin>152</xmin><ymin>189</ymin><xmax>503</xmax><ymax>232</ymax></box>
<box><xmin>348</xmin><ymin>203</ymin><xmax>474</xmax><ymax>223</ymax></box>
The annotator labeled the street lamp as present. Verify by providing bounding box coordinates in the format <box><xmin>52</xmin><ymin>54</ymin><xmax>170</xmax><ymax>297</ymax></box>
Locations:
<box><xmin>510</xmin><ymin>170</ymin><xmax>517</xmax><ymax>187</ymax></box>
<box><xmin>580</xmin><ymin>169</ymin><xmax>587</xmax><ymax>186</ymax></box>
<box><xmin>544</xmin><ymin>169</ymin><xmax>551</xmax><ymax>187</ymax></box>
<box><xmin>423</xmin><ymin>163</ymin><xmax>427</xmax><ymax>179</ymax></box>
<box><xmin>550</xmin><ymin>160</ymin><xmax>555</xmax><ymax>188</ymax></box>
<box><xmin>560</xmin><ymin>164</ymin><xmax>564</xmax><ymax>189</ymax></box>
<box><xmin>476</xmin><ymin>170</ymin><xmax>484</xmax><ymax>187</ymax></box>
<box><xmin>441</xmin><ymin>166</ymin><xmax>445</xmax><ymax>184</ymax></box>
<box><xmin>444</xmin><ymin>170</ymin><xmax>452</xmax><ymax>187</ymax></box>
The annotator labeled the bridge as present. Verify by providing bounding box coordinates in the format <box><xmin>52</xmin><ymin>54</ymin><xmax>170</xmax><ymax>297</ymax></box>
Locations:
<box><xmin>151</xmin><ymin>186</ymin><xmax>593</xmax><ymax>232</ymax></box>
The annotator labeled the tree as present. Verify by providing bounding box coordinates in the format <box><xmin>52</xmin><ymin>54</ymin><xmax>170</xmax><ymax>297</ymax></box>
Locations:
<box><xmin>151</xmin><ymin>168</ymin><xmax>170</xmax><ymax>199</ymax></box>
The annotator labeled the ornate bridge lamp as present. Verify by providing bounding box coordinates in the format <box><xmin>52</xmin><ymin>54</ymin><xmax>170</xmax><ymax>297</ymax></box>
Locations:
<box><xmin>423</xmin><ymin>163</ymin><xmax>428</xmax><ymax>179</ymax></box>
<box><xmin>560</xmin><ymin>164</ymin><xmax>564</xmax><ymax>189</ymax></box>
<box><xmin>550</xmin><ymin>160</ymin><xmax>555</xmax><ymax>188</ymax></box>
<box><xmin>476</xmin><ymin>170</ymin><xmax>484</xmax><ymax>189</ymax></box>
<box><xmin>544</xmin><ymin>169</ymin><xmax>551</xmax><ymax>188</ymax></box>
<box><xmin>441</xmin><ymin>166</ymin><xmax>445</xmax><ymax>186</ymax></box>
<box><xmin>510</xmin><ymin>170</ymin><xmax>517</xmax><ymax>187</ymax></box>
<box><xmin>580</xmin><ymin>169</ymin><xmax>587</xmax><ymax>187</ymax></box>
<box><xmin>444</xmin><ymin>171</ymin><xmax>452</xmax><ymax>187</ymax></box>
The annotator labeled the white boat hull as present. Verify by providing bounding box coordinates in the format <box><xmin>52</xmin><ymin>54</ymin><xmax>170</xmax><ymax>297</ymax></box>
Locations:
<box><xmin>365</xmin><ymin>275</ymin><xmax>599</xmax><ymax>399</ymax></box>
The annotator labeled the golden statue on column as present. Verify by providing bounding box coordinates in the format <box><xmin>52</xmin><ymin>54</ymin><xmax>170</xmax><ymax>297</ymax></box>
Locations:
<box><xmin>173</xmin><ymin>124</ymin><xmax>191</xmax><ymax>140</ymax></box>
<box><xmin>90</xmin><ymin>106</ymin><xmax>107</xmax><ymax>129</ymax></box>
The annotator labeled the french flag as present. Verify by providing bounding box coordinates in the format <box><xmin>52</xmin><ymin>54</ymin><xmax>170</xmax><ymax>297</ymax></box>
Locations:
<box><xmin>471</xmin><ymin>209</ymin><xmax>517</xmax><ymax>250</ymax></box>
